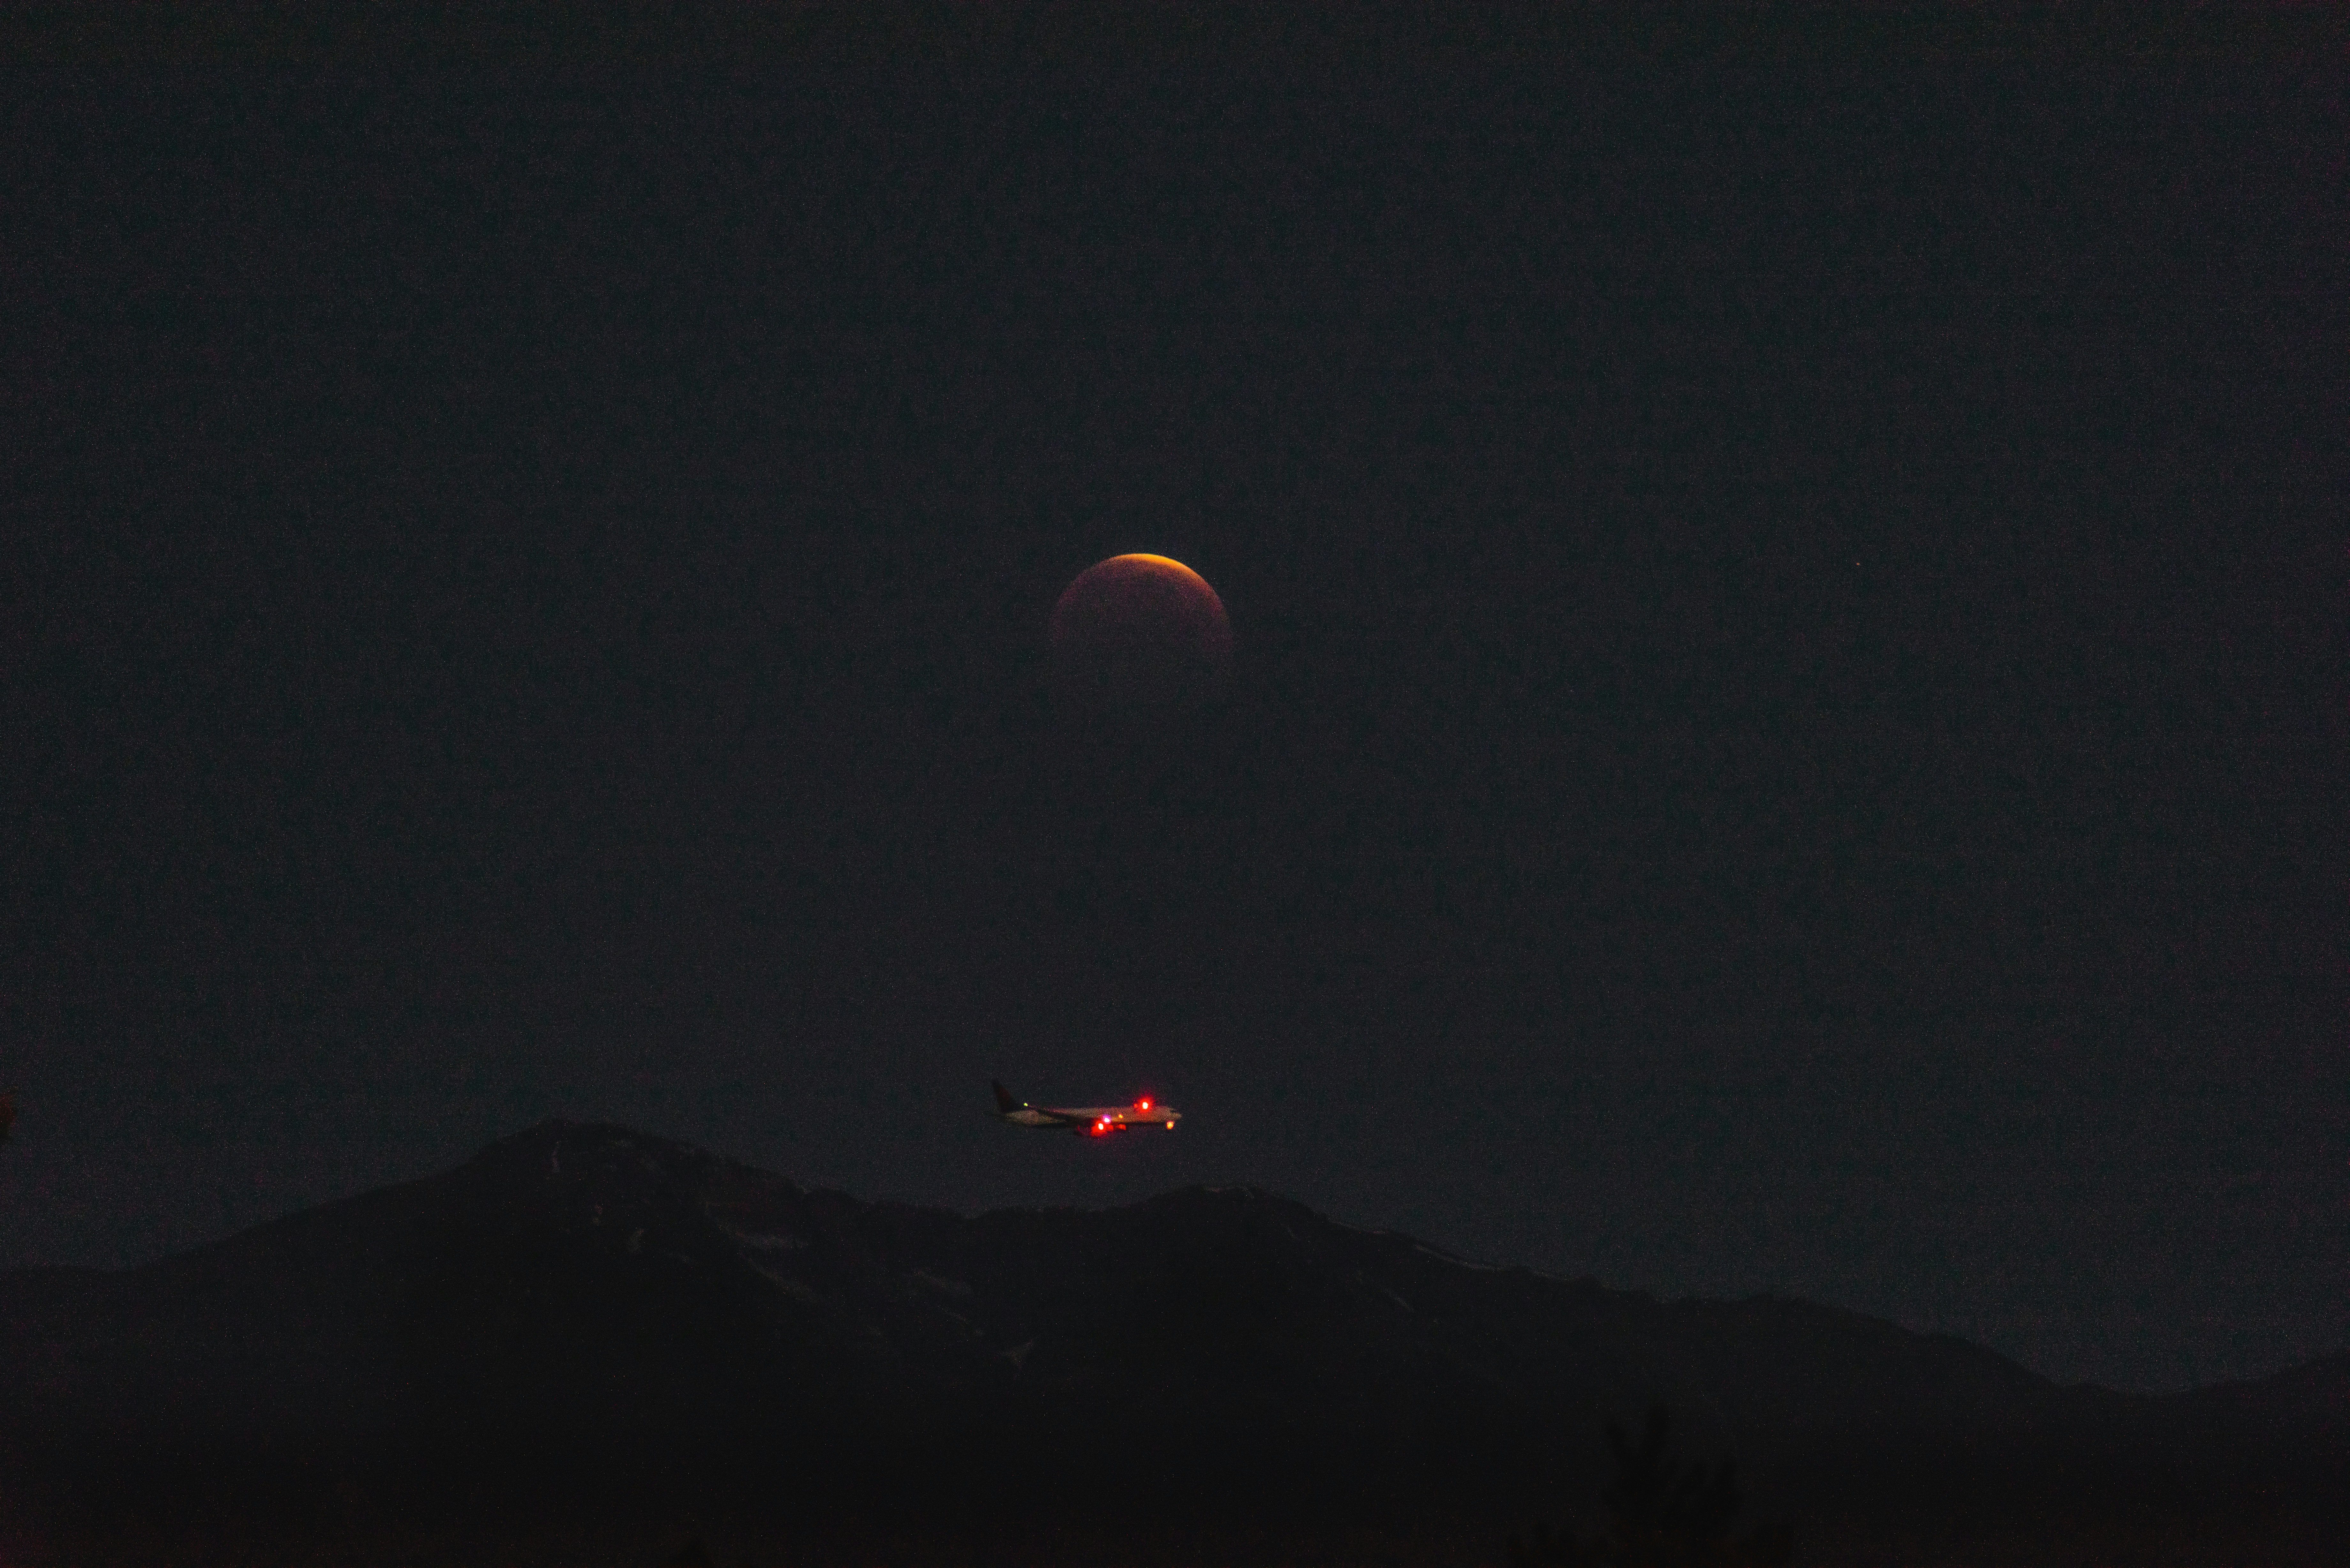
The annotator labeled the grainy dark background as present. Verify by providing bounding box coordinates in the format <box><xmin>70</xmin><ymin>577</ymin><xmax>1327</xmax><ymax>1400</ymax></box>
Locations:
<box><xmin>3</xmin><ymin>14</ymin><xmax>2344</xmax><ymax>1393</ymax></box>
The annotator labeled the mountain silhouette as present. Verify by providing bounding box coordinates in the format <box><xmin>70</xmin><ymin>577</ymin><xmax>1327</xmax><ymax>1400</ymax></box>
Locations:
<box><xmin>0</xmin><ymin>1122</ymin><xmax>2341</xmax><ymax>1564</ymax></box>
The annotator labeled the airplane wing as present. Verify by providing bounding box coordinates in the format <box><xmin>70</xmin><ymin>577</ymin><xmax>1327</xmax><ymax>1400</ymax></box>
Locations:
<box><xmin>1045</xmin><ymin>1102</ymin><xmax>1180</xmax><ymax>1134</ymax></box>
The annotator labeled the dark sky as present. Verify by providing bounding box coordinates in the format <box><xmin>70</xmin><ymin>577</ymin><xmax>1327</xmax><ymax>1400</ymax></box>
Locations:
<box><xmin>3</xmin><ymin>47</ymin><xmax>2345</xmax><ymax>1394</ymax></box>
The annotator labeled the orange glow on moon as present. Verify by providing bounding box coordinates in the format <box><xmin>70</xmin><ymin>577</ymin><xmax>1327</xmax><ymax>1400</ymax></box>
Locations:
<box><xmin>1050</xmin><ymin>554</ymin><xmax>1232</xmax><ymax>705</ymax></box>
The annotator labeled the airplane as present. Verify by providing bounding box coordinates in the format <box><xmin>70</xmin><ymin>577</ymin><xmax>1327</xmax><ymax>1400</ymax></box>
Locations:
<box><xmin>993</xmin><ymin>1081</ymin><xmax>1179</xmax><ymax>1138</ymax></box>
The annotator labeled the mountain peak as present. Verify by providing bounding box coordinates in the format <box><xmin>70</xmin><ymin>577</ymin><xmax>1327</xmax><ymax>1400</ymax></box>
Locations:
<box><xmin>458</xmin><ymin>1118</ymin><xmax>803</xmax><ymax>1205</ymax></box>
<box><xmin>471</xmin><ymin>1116</ymin><xmax>712</xmax><ymax>1166</ymax></box>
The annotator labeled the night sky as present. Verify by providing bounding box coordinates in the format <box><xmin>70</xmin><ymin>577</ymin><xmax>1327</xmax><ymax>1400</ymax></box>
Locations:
<box><xmin>3</xmin><ymin>44</ymin><xmax>2344</xmax><ymax>1395</ymax></box>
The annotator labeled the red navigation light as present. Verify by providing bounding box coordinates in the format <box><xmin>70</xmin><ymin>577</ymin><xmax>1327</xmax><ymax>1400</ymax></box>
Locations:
<box><xmin>1138</xmin><ymin>1098</ymin><xmax>1152</xmax><ymax>1110</ymax></box>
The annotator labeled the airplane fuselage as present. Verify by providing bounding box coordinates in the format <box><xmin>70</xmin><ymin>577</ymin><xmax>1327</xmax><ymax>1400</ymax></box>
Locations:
<box><xmin>994</xmin><ymin>1082</ymin><xmax>1179</xmax><ymax>1137</ymax></box>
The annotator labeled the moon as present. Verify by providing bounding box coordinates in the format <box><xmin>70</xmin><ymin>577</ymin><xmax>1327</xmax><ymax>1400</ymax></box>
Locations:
<box><xmin>1050</xmin><ymin>554</ymin><xmax>1232</xmax><ymax>707</ymax></box>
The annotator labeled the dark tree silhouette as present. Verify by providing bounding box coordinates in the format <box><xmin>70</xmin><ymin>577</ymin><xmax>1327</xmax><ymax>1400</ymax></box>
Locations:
<box><xmin>1513</xmin><ymin>1407</ymin><xmax>1794</xmax><ymax>1568</ymax></box>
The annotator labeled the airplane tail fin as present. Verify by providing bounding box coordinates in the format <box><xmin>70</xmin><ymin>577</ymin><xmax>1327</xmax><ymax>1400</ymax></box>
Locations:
<box><xmin>991</xmin><ymin>1080</ymin><xmax>1018</xmax><ymax>1114</ymax></box>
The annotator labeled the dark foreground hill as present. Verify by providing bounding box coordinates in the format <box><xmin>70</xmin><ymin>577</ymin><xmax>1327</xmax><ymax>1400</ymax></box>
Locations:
<box><xmin>1</xmin><ymin>1122</ymin><xmax>2342</xmax><ymax>1565</ymax></box>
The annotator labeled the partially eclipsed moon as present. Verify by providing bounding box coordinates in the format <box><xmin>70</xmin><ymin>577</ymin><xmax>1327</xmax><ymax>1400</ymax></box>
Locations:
<box><xmin>1050</xmin><ymin>554</ymin><xmax>1232</xmax><ymax>705</ymax></box>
